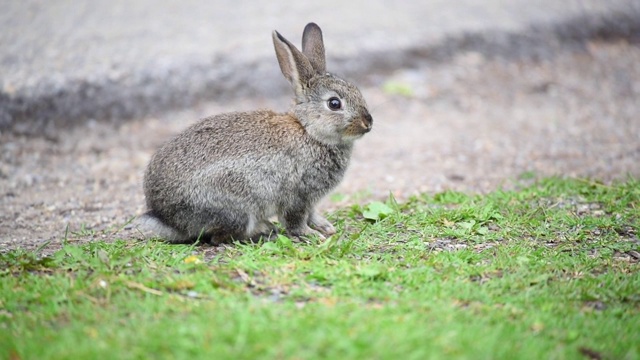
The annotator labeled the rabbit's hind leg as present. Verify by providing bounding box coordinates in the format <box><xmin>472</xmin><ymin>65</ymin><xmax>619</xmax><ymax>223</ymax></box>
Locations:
<box><xmin>188</xmin><ymin>207</ymin><xmax>250</xmax><ymax>245</ymax></box>
<box><xmin>245</xmin><ymin>220</ymin><xmax>279</xmax><ymax>243</ymax></box>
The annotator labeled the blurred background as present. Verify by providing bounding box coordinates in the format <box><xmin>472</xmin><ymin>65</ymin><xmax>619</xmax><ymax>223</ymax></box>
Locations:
<box><xmin>1</xmin><ymin>0</ymin><xmax>639</xmax><ymax>248</ymax></box>
<box><xmin>1</xmin><ymin>0</ymin><xmax>638</xmax><ymax>134</ymax></box>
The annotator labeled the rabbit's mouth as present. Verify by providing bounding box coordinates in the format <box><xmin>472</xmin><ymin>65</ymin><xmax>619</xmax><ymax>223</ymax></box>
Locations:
<box><xmin>355</xmin><ymin>113</ymin><xmax>373</xmax><ymax>133</ymax></box>
<box><xmin>343</xmin><ymin>114</ymin><xmax>373</xmax><ymax>139</ymax></box>
<box><xmin>362</xmin><ymin>113</ymin><xmax>373</xmax><ymax>130</ymax></box>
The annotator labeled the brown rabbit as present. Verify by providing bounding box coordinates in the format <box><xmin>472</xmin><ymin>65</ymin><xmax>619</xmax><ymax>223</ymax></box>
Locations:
<box><xmin>141</xmin><ymin>23</ymin><xmax>372</xmax><ymax>243</ymax></box>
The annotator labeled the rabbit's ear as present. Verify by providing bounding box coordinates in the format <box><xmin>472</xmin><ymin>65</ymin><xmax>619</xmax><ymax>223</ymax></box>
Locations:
<box><xmin>302</xmin><ymin>23</ymin><xmax>326</xmax><ymax>74</ymax></box>
<box><xmin>273</xmin><ymin>30</ymin><xmax>315</xmax><ymax>100</ymax></box>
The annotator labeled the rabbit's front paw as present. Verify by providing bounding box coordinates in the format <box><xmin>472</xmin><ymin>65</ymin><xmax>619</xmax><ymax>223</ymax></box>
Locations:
<box><xmin>309</xmin><ymin>213</ymin><xmax>336</xmax><ymax>236</ymax></box>
<box><xmin>288</xmin><ymin>225</ymin><xmax>326</xmax><ymax>242</ymax></box>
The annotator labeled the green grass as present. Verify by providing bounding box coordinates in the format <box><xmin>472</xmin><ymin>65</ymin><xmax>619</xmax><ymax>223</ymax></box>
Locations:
<box><xmin>1</xmin><ymin>177</ymin><xmax>639</xmax><ymax>359</ymax></box>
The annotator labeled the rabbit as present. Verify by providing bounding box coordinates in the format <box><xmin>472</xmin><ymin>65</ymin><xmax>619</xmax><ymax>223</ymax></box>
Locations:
<box><xmin>140</xmin><ymin>22</ymin><xmax>373</xmax><ymax>244</ymax></box>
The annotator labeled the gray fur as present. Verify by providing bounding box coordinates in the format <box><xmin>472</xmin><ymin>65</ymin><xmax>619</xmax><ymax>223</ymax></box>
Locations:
<box><xmin>302</xmin><ymin>23</ymin><xmax>326</xmax><ymax>74</ymax></box>
<box><xmin>141</xmin><ymin>23</ymin><xmax>372</xmax><ymax>243</ymax></box>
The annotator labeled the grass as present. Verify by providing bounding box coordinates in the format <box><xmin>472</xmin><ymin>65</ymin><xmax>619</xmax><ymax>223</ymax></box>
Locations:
<box><xmin>1</xmin><ymin>177</ymin><xmax>639</xmax><ymax>359</ymax></box>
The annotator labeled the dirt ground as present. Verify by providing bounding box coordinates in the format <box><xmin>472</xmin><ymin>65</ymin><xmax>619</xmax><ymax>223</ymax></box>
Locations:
<box><xmin>1</xmin><ymin>39</ymin><xmax>639</xmax><ymax>253</ymax></box>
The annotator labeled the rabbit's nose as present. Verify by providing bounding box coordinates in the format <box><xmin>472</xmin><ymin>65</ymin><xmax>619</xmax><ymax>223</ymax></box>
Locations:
<box><xmin>361</xmin><ymin>113</ymin><xmax>373</xmax><ymax>131</ymax></box>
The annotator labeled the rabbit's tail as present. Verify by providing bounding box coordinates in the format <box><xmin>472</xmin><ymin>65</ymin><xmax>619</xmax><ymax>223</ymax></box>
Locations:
<box><xmin>136</xmin><ymin>211</ymin><xmax>186</xmax><ymax>243</ymax></box>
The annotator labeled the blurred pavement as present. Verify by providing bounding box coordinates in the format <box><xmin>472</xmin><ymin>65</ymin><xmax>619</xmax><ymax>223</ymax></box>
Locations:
<box><xmin>1</xmin><ymin>0</ymin><xmax>638</xmax><ymax>135</ymax></box>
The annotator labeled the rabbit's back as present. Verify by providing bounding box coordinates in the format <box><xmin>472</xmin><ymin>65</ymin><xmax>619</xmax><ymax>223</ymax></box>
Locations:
<box><xmin>154</xmin><ymin>110</ymin><xmax>304</xmax><ymax>168</ymax></box>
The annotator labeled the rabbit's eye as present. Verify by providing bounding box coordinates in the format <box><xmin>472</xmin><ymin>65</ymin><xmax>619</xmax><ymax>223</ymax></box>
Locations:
<box><xmin>327</xmin><ymin>97</ymin><xmax>342</xmax><ymax>111</ymax></box>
